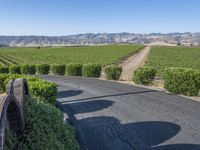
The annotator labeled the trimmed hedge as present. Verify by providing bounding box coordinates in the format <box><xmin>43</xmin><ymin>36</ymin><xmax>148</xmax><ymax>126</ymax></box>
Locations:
<box><xmin>164</xmin><ymin>68</ymin><xmax>200</xmax><ymax>96</ymax></box>
<box><xmin>0</xmin><ymin>66</ymin><xmax>9</xmax><ymax>74</ymax></box>
<box><xmin>104</xmin><ymin>65</ymin><xmax>122</xmax><ymax>80</ymax></box>
<box><xmin>28</xmin><ymin>80</ymin><xmax>57</xmax><ymax>104</ymax></box>
<box><xmin>133</xmin><ymin>66</ymin><xmax>156</xmax><ymax>85</ymax></box>
<box><xmin>36</xmin><ymin>64</ymin><xmax>50</xmax><ymax>75</ymax></box>
<box><xmin>82</xmin><ymin>64</ymin><xmax>101</xmax><ymax>78</ymax></box>
<box><xmin>20</xmin><ymin>65</ymin><xmax>36</xmax><ymax>74</ymax></box>
<box><xmin>66</xmin><ymin>63</ymin><xmax>82</xmax><ymax>76</ymax></box>
<box><xmin>18</xmin><ymin>97</ymin><xmax>80</xmax><ymax>150</ymax></box>
<box><xmin>9</xmin><ymin>65</ymin><xmax>21</xmax><ymax>74</ymax></box>
<box><xmin>52</xmin><ymin>64</ymin><xmax>66</xmax><ymax>75</ymax></box>
<box><xmin>0</xmin><ymin>74</ymin><xmax>57</xmax><ymax>104</ymax></box>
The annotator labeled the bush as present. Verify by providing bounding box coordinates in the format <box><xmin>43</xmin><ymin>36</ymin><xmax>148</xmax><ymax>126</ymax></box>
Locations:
<box><xmin>164</xmin><ymin>68</ymin><xmax>200</xmax><ymax>96</ymax></box>
<box><xmin>9</xmin><ymin>65</ymin><xmax>21</xmax><ymax>74</ymax></box>
<box><xmin>133</xmin><ymin>67</ymin><xmax>156</xmax><ymax>85</ymax></box>
<box><xmin>52</xmin><ymin>64</ymin><xmax>66</xmax><ymax>75</ymax></box>
<box><xmin>104</xmin><ymin>65</ymin><xmax>122</xmax><ymax>80</ymax></box>
<box><xmin>6</xmin><ymin>97</ymin><xmax>80</xmax><ymax>150</ymax></box>
<box><xmin>0</xmin><ymin>66</ymin><xmax>9</xmax><ymax>74</ymax></box>
<box><xmin>82</xmin><ymin>64</ymin><xmax>101</xmax><ymax>78</ymax></box>
<box><xmin>21</xmin><ymin>65</ymin><xmax>36</xmax><ymax>75</ymax></box>
<box><xmin>66</xmin><ymin>63</ymin><xmax>82</xmax><ymax>76</ymax></box>
<box><xmin>28</xmin><ymin>80</ymin><xmax>57</xmax><ymax>104</ymax></box>
<box><xmin>36</xmin><ymin>64</ymin><xmax>50</xmax><ymax>75</ymax></box>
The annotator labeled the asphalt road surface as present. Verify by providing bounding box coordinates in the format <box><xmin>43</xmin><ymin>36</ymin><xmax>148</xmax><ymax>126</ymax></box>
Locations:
<box><xmin>42</xmin><ymin>75</ymin><xmax>200</xmax><ymax>150</ymax></box>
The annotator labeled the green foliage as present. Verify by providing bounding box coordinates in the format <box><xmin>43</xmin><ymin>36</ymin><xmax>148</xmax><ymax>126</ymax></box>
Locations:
<box><xmin>20</xmin><ymin>65</ymin><xmax>36</xmax><ymax>75</ymax></box>
<box><xmin>82</xmin><ymin>64</ymin><xmax>101</xmax><ymax>78</ymax></box>
<box><xmin>0</xmin><ymin>74</ymin><xmax>57</xmax><ymax>104</ymax></box>
<box><xmin>0</xmin><ymin>45</ymin><xmax>143</xmax><ymax>66</ymax></box>
<box><xmin>164</xmin><ymin>68</ymin><xmax>200</xmax><ymax>96</ymax></box>
<box><xmin>9</xmin><ymin>65</ymin><xmax>21</xmax><ymax>74</ymax></box>
<box><xmin>0</xmin><ymin>66</ymin><xmax>9</xmax><ymax>74</ymax></box>
<box><xmin>104</xmin><ymin>65</ymin><xmax>122</xmax><ymax>80</ymax></box>
<box><xmin>66</xmin><ymin>63</ymin><xmax>82</xmax><ymax>76</ymax></box>
<box><xmin>36</xmin><ymin>64</ymin><xmax>50</xmax><ymax>75</ymax></box>
<box><xmin>133</xmin><ymin>67</ymin><xmax>156</xmax><ymax>85</ymax></box>
<box><xmin>5</xmin><ymin>130</ymin><xmax>18</xmax><ymax>150</ymax></box>
<box><xmin>19</xmin><ymin>97</ymin><xmax>79</xmax><ymax>150</ymax></box>
<box><xmin>51</xmin><ymin>64</ymin><xmax>66</xmax><ymax>75</ymax></box>
<box><xmin>28</xmin><ymin>80</ymin><xmax>57</xmax><ymax>104</ymax></box>
<box><xmin>146</xmin><ymin>46</ymin><xmax>200</xmax><ymax>76</ymax></box>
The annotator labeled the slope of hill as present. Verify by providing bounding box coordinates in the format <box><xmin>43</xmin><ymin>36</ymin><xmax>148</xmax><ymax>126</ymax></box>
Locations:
<box><xmin>0</xmin><ymin>32</ymin><xmax>200</xmax><ymax>47</ymax></box>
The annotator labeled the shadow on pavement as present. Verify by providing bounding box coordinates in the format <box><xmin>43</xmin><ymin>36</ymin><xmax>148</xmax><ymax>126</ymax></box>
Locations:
<box><xmin>77</xmin><ymin>116</ymin><xmax>200</xmax><ymax>150</ymax></box>
<box><xmin>61</xmin><ymin>100</ymin><xmax>114</xmax><ymax>114</ymax></box>
<box><xmin>60</xmin><ymin>90</ymin><xmax>157</xmax><ymax>103</ymax></box>
<box><xmin>57</xmin><ymin>90</ymin><xmax>83</xmax><ymax>98</ymax></box>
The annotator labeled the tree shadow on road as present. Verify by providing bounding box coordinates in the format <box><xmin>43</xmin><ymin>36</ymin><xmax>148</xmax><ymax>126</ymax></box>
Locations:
<box><xmin>57</xmin><ymin>90</ymin><xmax>83</xmax><ymax>98</ymax></box>
<box><xmin>77</xmin><ymin>116</ymin><xmax>200</xmax><ymax>150</ymax></box>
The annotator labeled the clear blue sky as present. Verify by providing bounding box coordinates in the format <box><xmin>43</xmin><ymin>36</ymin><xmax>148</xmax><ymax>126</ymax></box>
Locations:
<box><xmin>0</xmin><ymin>0</ymin><xmax>199</xmax><ymax>35</ymax></box>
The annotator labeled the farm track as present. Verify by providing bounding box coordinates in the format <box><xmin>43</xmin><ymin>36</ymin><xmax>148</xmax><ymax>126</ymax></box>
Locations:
<box><xmin>43</xmin><ymin>75</ymin><xmax>200</xmax><ymax>150</ymax></box>
<box><xmin>120</xmin><ymin>46</ymin><xmax>151</xmax><ymax>81</ymax></box>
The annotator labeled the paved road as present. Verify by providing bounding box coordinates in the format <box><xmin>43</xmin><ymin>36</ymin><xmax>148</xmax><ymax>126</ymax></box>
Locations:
<box><xmin>42</xmin><ymin>75</ymin><xmax>200</xmax><ymax>150</ymax></box>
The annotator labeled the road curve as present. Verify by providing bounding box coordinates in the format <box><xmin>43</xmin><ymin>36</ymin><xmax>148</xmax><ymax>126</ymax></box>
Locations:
<box><xmin>42</xmin><ymin>75</ymin><xmax>200</xmax><ymax>150</ymax></box>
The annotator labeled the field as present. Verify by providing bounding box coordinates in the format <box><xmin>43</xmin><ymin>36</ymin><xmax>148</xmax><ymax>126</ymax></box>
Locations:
<box><xmin>145</xmin><ymin>46</ymin><xmax>200</xmax><ymax>76</ymax></box>
<box><xmin>0</xmin><ymin>45</ymin><xmax>143</xmax><ymax>66</ymax></box>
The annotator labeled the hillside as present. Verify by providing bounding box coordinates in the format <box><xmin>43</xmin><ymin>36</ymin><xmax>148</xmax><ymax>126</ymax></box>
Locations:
<box><xmin>0</xmin><ymin>32</ymin><xmax>200</xmax><ymax>47</ymax></box>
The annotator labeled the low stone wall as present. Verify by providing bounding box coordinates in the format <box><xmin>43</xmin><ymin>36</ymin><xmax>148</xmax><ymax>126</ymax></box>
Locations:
<box><xmin>0</xmin><ymin>78</ymin><xmax>28</xmax><ymax>150</ymax></box>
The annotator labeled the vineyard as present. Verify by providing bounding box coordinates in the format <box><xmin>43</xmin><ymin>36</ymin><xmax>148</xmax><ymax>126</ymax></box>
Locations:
<box><xmin>0</xmin><ymin>45</ymin><xmax>143</xmax><ymax>66</ymax></box>
<box><xmin>145</xmin><ymin>46</ymin><xmax>200</xmax><ymax>76</ymax></box>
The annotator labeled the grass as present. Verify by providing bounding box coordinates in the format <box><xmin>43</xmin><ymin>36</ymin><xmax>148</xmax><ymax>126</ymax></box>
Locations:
<box><xmin>0</xmin><ymin>45</ymin><xmax>143</xmax><ymax>66</ymax></box>
<box><xmin>145</xmin><ymin>46</ymin><xmax>200</xmax><ymax>76</ymax></box>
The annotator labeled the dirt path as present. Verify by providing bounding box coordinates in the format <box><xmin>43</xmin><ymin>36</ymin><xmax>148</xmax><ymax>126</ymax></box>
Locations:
<box><xmin>120</xmin><ymin>46</ymin><xmax>151</xmax><ymax>81</ymax></box>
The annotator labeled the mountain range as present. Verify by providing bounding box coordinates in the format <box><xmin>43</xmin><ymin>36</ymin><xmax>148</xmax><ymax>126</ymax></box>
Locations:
<box><xmin>0</xmin><ymin>32</ymin><xmax>200</xmax><ymax>47</ymax></box>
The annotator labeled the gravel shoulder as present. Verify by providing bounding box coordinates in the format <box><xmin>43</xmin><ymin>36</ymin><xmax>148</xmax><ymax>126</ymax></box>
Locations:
<box><xmin>43</xmin><ymin>75</ymin><xmax>200</xmax><ymax>150</ymax></box>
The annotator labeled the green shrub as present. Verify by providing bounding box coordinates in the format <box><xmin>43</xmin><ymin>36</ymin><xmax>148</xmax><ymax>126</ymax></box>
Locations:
<box><xmin>133</xmin><ymin>66</ymin><xmax>156</xmax><ymax>85</ymax></box>
<box><xmin>104</xmin><ymin>65</ymin><xmax>122</xmax><ymax>80</ymax></box>
<box><xmin>28</xmin><ymin>65</ymin><xmax>36</xmax><ymax>74</ymax></box>
<box><xmin>164</xmin><ymin>68</ymin><xmax>200</xmax><ymax>96</ymax></box>
<box><xmin>82</xmin><ymin>64</ymin><xmax>101</xmax><ymax>78</ymax></box>
<box><xmin>52</xmin><ymin>64</ymin><xmax>66</xmax><ymax>75</ymax></box>
<box><xmin>66</xmin><ymin>63</ymin><xmax>82</xmax><ymax>76</ymax></box>
<box><xmin>9</xmin><ymin>65</ymin><xmax>21</xmax><ymax>74</ymax></box>
<box><xmin>0</xmin><ymin>66</ymin><xmax>9</xmax><ymax>74</ymax></box>
<box><xmin>21</xmin><ymin>65</ymin><xmax>36</xmax><ymax>75</ymax></box>
<box><xmin>28</xmin><ymin>80</ymin><xmax>57</xmax><ymax>104</ymax></box>
<box><xmin>5</xmin><ymin>130</ymin><xmax>18</xmax><ymax>150</ymax></box>
<box><xmin>36</xmin><ymin>64</ymin><xmax>50</xmax><ymax>75</ymax></box>
<box><xmin>19</xmin><ymin>97</ymin><xmax>79</xmax><ymax>150</ymax></box>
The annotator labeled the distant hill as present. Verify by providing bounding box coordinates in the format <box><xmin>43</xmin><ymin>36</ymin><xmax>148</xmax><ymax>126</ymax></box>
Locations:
<box><xmin>0</xmin><ymin>32</ymin><xmax>200</xmax><ymax>47</ymax></box>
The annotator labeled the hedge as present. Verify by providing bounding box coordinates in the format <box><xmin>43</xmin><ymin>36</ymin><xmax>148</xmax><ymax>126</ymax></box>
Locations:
<box><xmin>36</xmin><ymin>64</ymin><xmax>50</xmax><ymax>75</ymax></box>
<box><xmin>66</xmin><ymin>63</ymin><xmax>82</xmax><ymax>76</ymax></box>
<box><xmin>52</xmin><ymin>64</ymin><xmax>66</xmax><ymax>75</ymax></box>
<box><xmin>5</xmin><ymin>95</ymin><xmax>79</xmax><ymax>150</ymax></box>
<box><xmin>164</xmin><ymin>68</ymin><xmax>200</xmax><ymax>96</ymax></box>
<box><xmin>0</xmin><ymin>66</ymin><xmax>9</xmax><ymax>74</ymax></box>
<box><xmin>28</xmin><ymin>80</ymin><xmax>57</xmax><ymax>104</ymax></box>
<box><xmin>133</xmin><ymin>66</ymin><xmax>156</xmax><ymax>85</ymax></box>
<box><xmin>104</xmin><ymin>65</ymin><xmax>122</xmax><ymax>80</ymax></box>
<box><xmin>17</xmin><ymin>97</ymin><xmax>80</xmax><ymax>150</ymax></box>
<box><xmin>9</xmin><ymin>65</ymin><xmax>21</xmax><ymax>74</ymax></box>
<box><xmin>0</xmin><ymin>74</ymin><xmax>57</xmax><ymax>104</ymax></box>
<box><xmin>20</xmin><ymin>65</ymin><xmax>36</xmax><ymax>75</ymax></box>
<box><xmin>82</xmin><ymin>64</ymin><xmax>101</xmax><ymax>78</ymax></box>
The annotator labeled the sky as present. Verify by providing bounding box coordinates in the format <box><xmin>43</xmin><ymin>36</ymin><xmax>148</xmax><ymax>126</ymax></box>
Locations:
<box><xmin>0</xmin><ymin>0</ymin><xmax>200</xmax><ymax>35</ymax></box>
